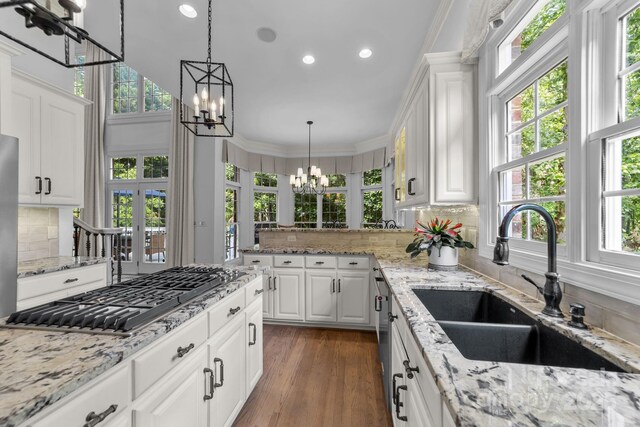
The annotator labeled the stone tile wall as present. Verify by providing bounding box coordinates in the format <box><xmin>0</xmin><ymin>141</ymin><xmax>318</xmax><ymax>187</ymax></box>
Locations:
<box><xmin>17</xmin><ymin>208</ymin><xmax>59</xmax><ymax>262</ymax></box>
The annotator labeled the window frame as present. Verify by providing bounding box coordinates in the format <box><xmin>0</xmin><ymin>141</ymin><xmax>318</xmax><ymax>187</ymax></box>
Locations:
<box><xmin>293</xmin><ymin>174</ymin><xmax>349</xmax><ymax>228</ymax></box>
<box><xmin>109</xmin><ymin>63</ymin><xmax>172</xmax><ymax>119</ymax></box>
<box><xmin>253</xmin><ymin>172</ymin><xmax>279</xmax><ymax>244</ymax></box>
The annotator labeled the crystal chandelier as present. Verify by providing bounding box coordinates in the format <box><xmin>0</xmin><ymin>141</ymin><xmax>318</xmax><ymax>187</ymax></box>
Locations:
<box><xmin>290</xmin><ymin>121</ymin><xmax>328</xmax><ymax>195</ymax></box>
<box><xmin>180</xmin><ymin>0</ymin><xmax>234</xmax><ymax>137</ymax></box>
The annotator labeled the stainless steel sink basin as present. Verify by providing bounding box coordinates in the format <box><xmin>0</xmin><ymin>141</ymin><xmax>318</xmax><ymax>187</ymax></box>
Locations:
<box><xmin>412</xmin><ymin>289</ymin><xmax>626</xmax><ymax>373</ymax></box>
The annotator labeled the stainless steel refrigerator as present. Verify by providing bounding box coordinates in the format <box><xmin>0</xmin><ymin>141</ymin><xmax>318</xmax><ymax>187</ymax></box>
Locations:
<box><xmin>0</xmin><ymin>134</ymin><xmax>18</xmax><ymax>318</ymax></box>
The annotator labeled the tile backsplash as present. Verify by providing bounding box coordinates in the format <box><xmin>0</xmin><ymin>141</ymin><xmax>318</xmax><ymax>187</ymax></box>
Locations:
<box><xmin>18</xmin><ymin>208</ymin><xmax>59</xmax><ymax>262</ymax></box>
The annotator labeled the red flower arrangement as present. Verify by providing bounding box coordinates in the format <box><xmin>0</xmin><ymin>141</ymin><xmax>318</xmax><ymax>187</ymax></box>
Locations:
<box><xmin>406</xmin><ymin>218</ymin><xmax>474</xmax><ymax>258</ymax></box>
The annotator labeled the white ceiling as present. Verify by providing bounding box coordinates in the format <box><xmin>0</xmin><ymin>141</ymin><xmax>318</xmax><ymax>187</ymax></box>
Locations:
<box><xmin>89</xmin><ymin>0</ymin><xmax>445</xmax><ymax>148</ymax></box>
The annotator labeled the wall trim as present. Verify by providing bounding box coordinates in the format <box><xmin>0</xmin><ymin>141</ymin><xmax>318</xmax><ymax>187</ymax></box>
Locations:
<box><xmin>12</xmin><ymin>69</ymin><xmax>92</xmax><ymax>105</ymax></box>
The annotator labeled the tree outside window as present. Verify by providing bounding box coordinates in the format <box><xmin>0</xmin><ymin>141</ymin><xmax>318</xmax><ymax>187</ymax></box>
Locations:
<box><xmin>294</xmin><ymin>193</ymin><xmax>318</xmax><ymax>228</ymax></box>
<box><xmin>112</xmin><ymin>63</ymin><xmax>172</xmax><ymax>114</ymax></box>
<box><xmin>362</xmin><ymin>169</ymin><xmax>383</xmax><ymax>228</ymax></box>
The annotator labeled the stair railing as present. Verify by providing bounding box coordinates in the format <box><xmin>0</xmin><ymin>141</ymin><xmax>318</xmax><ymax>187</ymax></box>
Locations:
<box><xmin>73</xmin><ymin>217</ymin><xmax>124</xmax><ymax>284</ymax></box>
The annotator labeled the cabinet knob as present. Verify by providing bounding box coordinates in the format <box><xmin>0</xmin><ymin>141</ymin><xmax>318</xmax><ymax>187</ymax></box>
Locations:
<box><xmin>228</xmin><ymin>306</ymin><xmax>241</xmax><ymax>316</ymax></box>
<box><xmin>83</xmin><ymin>404</ymin><xmax>118</xmax><ymax>427</ymax></box>
<box><xmin>176</xmin><ymin>343</ymin><xmax>195</xmax><ymax>358</ymax></box>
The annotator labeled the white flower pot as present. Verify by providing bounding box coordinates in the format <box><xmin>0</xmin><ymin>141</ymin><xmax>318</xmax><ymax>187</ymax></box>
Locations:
<box><xmin>428</xmin><ymin>246</ymin><xmax>458</xmax><ymax>271</ymax></box>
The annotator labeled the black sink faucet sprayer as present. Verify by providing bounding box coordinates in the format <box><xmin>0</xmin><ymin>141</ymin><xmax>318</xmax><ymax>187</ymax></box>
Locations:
<box><xmin>493</xmin><ymin>203</ymin><xmax>564</xmax><ymax>318</ymax></box>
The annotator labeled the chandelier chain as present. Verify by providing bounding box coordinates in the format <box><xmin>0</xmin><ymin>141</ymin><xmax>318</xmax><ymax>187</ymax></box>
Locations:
<box><xmin>207</xmin><ymin>0</ymin><xmax>212</xmax><ymax>62</ymax></box>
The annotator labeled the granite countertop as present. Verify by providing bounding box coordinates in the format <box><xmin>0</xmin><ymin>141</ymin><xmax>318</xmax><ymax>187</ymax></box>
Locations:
<box><xmin>245</xmin><ymin>245</ymin><xmax>640</xmax><ymax>426</ymax></box>
<box><xmin>0</xmin><ymin>265</ymin><xmax>262</xmax><ymax>427</ymax></box>
<box><xmin>17</xmin><ymin>256</ymin><xmax>107</xmax><ymax>279</ymax></box>
<box><xmin>258</xmin><ymin>228</ymin><xmax>409</xmax><ymax>233</ymax></box>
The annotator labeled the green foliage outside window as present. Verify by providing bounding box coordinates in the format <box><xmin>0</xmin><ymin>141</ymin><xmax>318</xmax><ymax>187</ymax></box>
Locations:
<box><xmin>363</xmin><ymin>190</ymin><xmax>383</xmax><ymax>227</ymax></box>
<box><xmin>328</xmin><ymin>174</ymin><xmax>346</xmax><ymax>187</ymax></box>
<box><xmin>226</xmin><ymin>164</ymin><xmax>239</xmax><ymax>182</ymax></box>
<box><xmin>624</xmin><ymin>6</ymin><xmax>640</xmax><ymax>120</ymax></box>
<box><xmin>112</xmin><ymin>63</ymin><xmax>138</xmax><ymax>114</ymax></box>
<box><xmin>144</xmin><ymin>156</ymin><xmax>169</xmax><ymax>179</ymax></box>
<box><xmin>515</xmin><ymin>0</ymin><xmax>566</xmax><ymax>55</ymax></box>
<box><xmin>294</xmin><ymin>194</ymin><xmax>317</xmax><ymax>228</ymax></box>
<box><xmin>363</xmin><ymin>169</ymin><xmax>382</xmax><ymax>186</ymax></box>
<box><xmin>74</xmin><ymin>55</ymin><xmax>85</xmax><ymax>97</ymax></box>
<box><xmin>254</xmin><ymin>192</ymin><xmax>276</xmax><ymax>222</ymax></box>
<box><xmin>144</xmin><ymin>78</ymin><xmax>172</xmax><ymax>112</ymax></box>
<box><xmin>112</xmin><ymin>157</ymin><xmax>136</xmax><ymax>180</ymax></box>
<box><xmin>322</xmin><ymin>193</ymin><xmax>347</xmax><ymax>226</ymax></box>
<box><xmin>254</xmin><ymin>172</ymin><xmax>278</xmax><ymax>187</ymax></box>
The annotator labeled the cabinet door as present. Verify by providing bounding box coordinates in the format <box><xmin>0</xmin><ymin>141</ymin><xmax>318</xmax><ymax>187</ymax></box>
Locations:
<box><xmin>133</xmin><ymin>346</ymin><xmax>208</xmax><ymax>427</ymax></box>
<box><xmin>209</xmin><ymin>314</ymin><xmax>246</xmax><ymax>427</ymax></box>
<box><xmin>337</xmin><ymin>271</ymin><xmax>370</xmax><ymax>324</ymax></box>
<box><xmin>246</xmin><ymin>299</ymin><xmax>263</xmax><ymax>396</ymax></box>
<box><xmin>12</xmin><ymin>78</ymin><xmax>41</xmax><ymax>205</ymax></box>
<box><xmin>406</xmin><ymin>379</ymin><xmax>435</xmax><ymax>427</ymax></box>
<box><xmin>263</xmin><ymin>274</ymin><xmax>274</xmax><ymax>319</ymax></box>
<box><xmin>305</xmin><ymin>270</ymin><xmax>337</xmax><ymax>322</ymax></box>
<box><xmin>391</xmin><ymin>323</ymin><xmax>407</xmax><ymax>427</ymax></box>
<box><xmin>273</xmin><ymin>269</ymin><xmax>304</xmax><ymax>321</ymax></box>
<box><xmin>408</xmin><ymin>87</ymin><xmax>427</xmax><ymax>204</ymax></box>
<box><xmin>40</xmin><ymin>92</ymin><xmax>84</xmax><ymax>206</ymax></box>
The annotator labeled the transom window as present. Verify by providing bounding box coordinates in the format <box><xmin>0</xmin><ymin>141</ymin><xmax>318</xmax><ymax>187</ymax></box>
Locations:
<box><xmin>111</xmin><ymin>156</ymin><xmax>169</xmax><ymax>180</ymax></box>
<box><xmin>144</xmin><ymin>156</ymin><xmax>169</xmax><ymax>179</ymax></box>
<box><xmin>497</xmin><ymin>61</ymin><xmax>568</xmax><ymax>244</ymax></box>
<box><xmin>111</xmin><ymin>63</ymin><xmax>172</xmax><ymax>115</ymax></box>
<box><xmin>499</xmin><ymin>0</ymin><xmax>566</xmax><ymax>73</ymax></box>
<box><xmin>226</xmin><ymin>164</ymin><xmax>240</xmax><ymax>182</ymax></box>
<box><xmin>74</xmin><ymin>55</ymin><xmax>85</xmax><ymax>97</ymax></box>
<box><xmin>254</xmin><ymin>172</ymin><xmax>278</xmax><ymax>187</ymax></box>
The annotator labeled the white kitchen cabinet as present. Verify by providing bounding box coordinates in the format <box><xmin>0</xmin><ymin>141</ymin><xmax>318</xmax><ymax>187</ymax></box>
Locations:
<box><xmin>262</xmin><ymin>273</ymin><xmax>274</xmax><ymax>319</ymax></box>
<box><xmin>12</xmin><ymin>71</ymin><xmax>88</xmax><ymax>207</ymax></box>
<box><xmin>208</xmin><ymin>314</ymin><xmax>247</xmax><ymax>427</ymax></box>
<box><xmin>246</xmin><ymin>298</ymin><xmax>263</xmax><ymax>396</ymax></box>
<box><xmin>336</xmin><ymin>270</ymin><xmax>370</xmax><ymax>324</ymax></box>
<box><xmin>394</xmin><ymin>52</ymin><xmax>476</xmax><ymax>207</ymax></box>
<box><xmin>391</xmin><ymin>322</ymin><xmax>408</xmax><ymax>427</ymax></box>
<box><xmin>305</xmin><ymin>270</ymin><xmax>337</xmax><ymax>322</ymax></box>
<box><xmin>272</xmin><ymin>268</ymin><xmax>305</xmax><ymax>321</ymax></box>
<box><xmin>133</xmin><ymin>346</ymin><xmax>208</xmax><ymax>427</ymax></box>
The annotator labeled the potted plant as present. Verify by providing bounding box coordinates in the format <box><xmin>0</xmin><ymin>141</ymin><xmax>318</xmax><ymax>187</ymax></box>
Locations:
<box><xmin>406</xmin><ymin>218</ymin><xmax>474</xmax><ymax>271</ymax></box>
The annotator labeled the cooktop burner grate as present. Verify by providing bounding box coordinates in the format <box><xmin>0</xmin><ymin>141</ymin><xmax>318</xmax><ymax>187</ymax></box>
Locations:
<box><xmin>5</xmin><ymin>266</ymin><xmax>245</xmax><ymax>335</ymax></box>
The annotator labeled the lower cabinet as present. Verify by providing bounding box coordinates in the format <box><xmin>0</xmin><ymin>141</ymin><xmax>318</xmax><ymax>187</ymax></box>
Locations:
<box><xmin>305</xmin><ymin>270</ymin><xmax>337</xmax><ymax>322</ymax></box>
<box><xmin>305</xmin><ymin>270</ymin><xmax>370</xmax><ymax>324</ymax></box>
<box><xmin>133</xmin><ymin>346</ymin><xmax>209</xmax><ymax>427</ymax></box>
<box><xmin>336</xmin><ymin>270</ymin><xmax>370</xmax><ymax>324</ymax></box>
<box><xmin>272</xmin><ymin>268</ymin><xmax>305</xmax><ymax>321</ymax></box>
<box><xmin>208</xmin><ymin>314</ymin><xmax>247</xmax><ymax>427</ymax></box>
<box><xmin>246</xmin><ymin>299</ymin><xmax>264</xmax><ymax>395</ymax></box>
<box><xmin>262</xmin><ymin>273</ymin><xmax>274</xmax><ymax>319</ymax></box>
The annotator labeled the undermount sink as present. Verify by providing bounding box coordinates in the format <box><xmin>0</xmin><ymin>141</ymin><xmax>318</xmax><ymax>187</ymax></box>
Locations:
<box><xmin>412</xmin><ymin>289</ymin><xmax>627</xmax><ymax>373</ymax></box>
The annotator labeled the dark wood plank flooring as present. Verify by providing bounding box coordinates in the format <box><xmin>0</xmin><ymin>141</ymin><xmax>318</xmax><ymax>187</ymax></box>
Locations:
<box><xmin>233</xmin><ymin>325</ymin><xmax>392</xmax><ymax>427</ymax></box>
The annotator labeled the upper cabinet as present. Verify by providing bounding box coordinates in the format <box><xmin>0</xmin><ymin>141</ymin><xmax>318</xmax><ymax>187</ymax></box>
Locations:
<box><xmin>394</xmin><ymin>52</ymin><xmax>477</xmax><ymax>208</ymax></box>
<box><xmin>12</xmin><ymin>71</ymin><xmax>88</xmax><ymax>207</ymax></box>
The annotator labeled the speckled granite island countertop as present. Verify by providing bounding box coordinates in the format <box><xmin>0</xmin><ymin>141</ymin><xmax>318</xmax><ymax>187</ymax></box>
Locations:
<box><xmin>242</xmin><ymin>244</ymin><xmax>640</xmax><ymax>426</ymax></box>
<box><xmin>0</xmin><ymin>265</ymin><xmax>262</xmax><ymax>427</ymax></box>
<box><xmin>17</xmin><ymin>256</ymin><xmax>107</xmax><ymax>279</ymax></box>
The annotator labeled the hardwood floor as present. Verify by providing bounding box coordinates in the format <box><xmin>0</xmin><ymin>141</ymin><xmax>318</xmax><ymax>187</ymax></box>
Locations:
<box><xmin>233</xmin><ymin>325</ymin><xmax>393</xmax><ymax>427</ymax></box>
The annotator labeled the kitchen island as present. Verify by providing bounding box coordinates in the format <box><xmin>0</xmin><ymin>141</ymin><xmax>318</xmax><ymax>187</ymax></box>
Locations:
<box><xmin>244</xmin><ymin>228</ymin><xmax>640</xmax><ymax>426</ymax></box>
<box><xmin>0</xmin><ymin>264</ymin><xmax>263</xmax><ymax>427</ymax></box>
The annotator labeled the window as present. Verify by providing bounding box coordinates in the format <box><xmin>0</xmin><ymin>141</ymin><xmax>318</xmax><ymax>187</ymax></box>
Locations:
<box><xmin>499</xmin><ymin>0</ymin><xmax>566</xmax><ymax>73</ymax></box>
<box><xmin>225</xmin><ymin>163</ymin><xmax>240</xmax><ymax>260</ymax></box>
<box><xmin>362</xmin><ymin>169</ymin><xmax>383</xmax><ymax>228</ymax></box>
<box><xmin>620</xmin><ymin>4</ymin><xmax>640</xmax><ymax>121</ymax></box>
<box><xmin>294</xmin><ymin>194</ymin><xmax>318</xmax><ymax>228</ymax></box>
<box><xmin>225</xmin><ymin>187</ymin><xmax>239</xmax><ymax>261</ymax></box>
<box><xmin>143</xmin><ymin>156</ymin><xmax>169</xmax><ymax>179</ymax></box>
<box><xmin>111</xmin><ymin>63</ymin><xmax>172</xmax><ymax>115</ymax></box>
<box><xmin>498</xmin><ymin>61</ymin><xmax>568</xmax><ymax>244</ymax></box>
<box><xmin>111</xmin><ymin>157</ymin><xmax>137</xmax><ymax>180</ymax></box>
<box><xmin>322</xmin><ymin>193</ymin><xmax>347</xmax><ymax>228</ymax></box>
<box><xmin>74</xmin><ymin>55</ymin><xmax>85</xmax><ymax>97</ymax></box>
<box><xmin>254</xmin><ymin>172</ymin><xmax>278</xmax><ymax>244</ymax></box>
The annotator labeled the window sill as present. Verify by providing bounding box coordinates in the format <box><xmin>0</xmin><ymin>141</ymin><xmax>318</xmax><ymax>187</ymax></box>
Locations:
<box><xmin>478</xmin><ymin>244</ymin><xmax>640</xmax><ymax>305</ymax></box>
<box><xmin>107</xmin><ymin>111</ymin><xmax>172</xmax><ymax>125</ymax></box>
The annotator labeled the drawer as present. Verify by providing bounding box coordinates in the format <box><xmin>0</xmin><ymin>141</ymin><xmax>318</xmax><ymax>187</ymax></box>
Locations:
<box><xmin>18</xmin><ymin>263</ymin><xmax>107</xmax><ymax>300</ymax></box>
<box><xmin>305</xmin><ymin>256</ymin><xmax>337</xmax><ymax>269</ymax></box>
<box><xmin>243</xmin><ymin>255</ymin><xmax>273</xmax><ymax>267</ymax></box>
<box><xmin>245</xmin><ymin>276</ymin><xmax>265</xmax><ymax>306</ymax></box>
<box><xmin>337</xmin><ymin>256</ymin><xmax>370</xmax><ymax>270</ymax></box>
<box><xmin>273</xmin><ymin>255</ymin><xmax>304</xmax><ymax>268</ymax></box>
<box><xmin>133</xmin><ymin>315</ymin><xmax>207</xmax><ymax>399</ymax></box>
<box><xmin>208</xmin><ymin>288</ymin><xmax>246</xmax><ymax>337</ymax></box>
<box><xmin>31</xmin><ymin>364</ymin><xmax>130</xmax><ymax>427</ymax></box>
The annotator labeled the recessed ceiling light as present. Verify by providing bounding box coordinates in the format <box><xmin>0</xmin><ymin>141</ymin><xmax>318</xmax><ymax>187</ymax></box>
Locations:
<box><xmin>257</xmin><ymin>27</ymin><xmax>277</xmax><ymax>43</ymax></box>
<box><xmin>179</xmin><ymin>4</ymin><xmax>197</xmax><ymax>18</ymax></box>
<box><xmin>359</xmin><ymin>48</ymin><xmax>373</xmax><ymax>59</ymax></box>
<box><xmin>302</xmin><ymin>55</ymin><xmax>315</xmax><ymax>65</ymax></box>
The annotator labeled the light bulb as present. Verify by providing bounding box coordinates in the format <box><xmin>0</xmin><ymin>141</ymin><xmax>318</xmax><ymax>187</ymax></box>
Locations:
<box><xmin>316</xmin><ymin>168</ymin><xmax>322</xmax><ymax>177</ymax></box>
<box><xmin>302</xmin><ymin>174</ymin><xmax>307</xmax><ymax>184</ymax></box>
<box><xmin>193</xmin><ymin>94</ymin><xmax>199</xmax><ymax>106</ymax></box>
<box><xmin>219</xmin><ymin>96</ymin><xmax>224</xmax><ymax>115</ymax></box>
<box><xmin>297</xmin><ymin>168</ymin><xmax>303</xmax><ymax>177</ymax></box>
<box><xmin>310</xmin><ymin>165</ymin><xmax>317</xmax><ymax>176</ymax></box>
<box><xmin>201</xmin><ymin>88</ymin><xmax>208</xmax><ymax>103</ymax></box>
<box><xmin>290</xmin><ymin>175</ymin><xmax>296</xmax><ymax>185</ymax></box>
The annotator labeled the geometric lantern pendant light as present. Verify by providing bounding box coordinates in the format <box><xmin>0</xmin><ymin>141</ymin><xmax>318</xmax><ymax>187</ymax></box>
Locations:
<box><xmin>180</xmin><ymin>0</ymin><xmax>234</xmax><ymax>137</ymax></box>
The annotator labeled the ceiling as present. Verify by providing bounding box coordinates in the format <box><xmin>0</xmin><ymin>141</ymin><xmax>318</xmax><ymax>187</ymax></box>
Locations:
<box><xmin>88</xmin><ymin>0</ymin><xmax>445</xmax><ymax>148</ymax></box>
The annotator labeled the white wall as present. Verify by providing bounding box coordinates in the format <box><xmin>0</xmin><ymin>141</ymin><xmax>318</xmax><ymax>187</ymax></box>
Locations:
<box><xmin>430</xmin><ymin>0</ymin><xmax>471</xmax><ymax>53</ymax></box>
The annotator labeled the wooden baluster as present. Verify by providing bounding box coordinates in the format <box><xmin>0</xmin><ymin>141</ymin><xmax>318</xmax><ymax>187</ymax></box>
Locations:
<box><xmin>93</xmin><ymin>233</ymin><xmax>98</xmax><ymax>258</ymax></box>
<box><xmin>101</xmin><ymin>234</ymin><xmax>106</xmax><ymax>258</ymax></box>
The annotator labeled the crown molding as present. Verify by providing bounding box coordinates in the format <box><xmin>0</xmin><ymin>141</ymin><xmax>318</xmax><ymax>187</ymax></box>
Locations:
<box><xmin>12</xmin><ymin>68</ymin><xmax>92</xmax><ymax>105</ymax></box>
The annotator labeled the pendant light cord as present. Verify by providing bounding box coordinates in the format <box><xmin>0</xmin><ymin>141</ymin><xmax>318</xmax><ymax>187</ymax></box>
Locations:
<box><xmin>307</xmin><ymin>122</ymin><xmax>312</xmax><ymax>174</ymax></box>
<box><xmin>207</xmin><ymin>0</ymin><xmax>212</xmax><ymax>62</ymax></box>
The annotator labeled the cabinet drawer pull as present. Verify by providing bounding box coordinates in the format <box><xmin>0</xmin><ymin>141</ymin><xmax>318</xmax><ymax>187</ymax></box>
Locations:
<box><xmin>228</xmin><ymin>306</ymin><xmax>241</xmax><ymax>316</ymax></box>
<box><xmin>395</xmin><ymin>385</ymin><xmax>408</xmax><ymax>421</ymax></box>
<box><xmin>403</xmin><ymin>360</ymin><xmax>419</xmax><ymax>379</ymax></box>
<box><xmin>331</xmin><ymin>278</ymin><xmax>335</xmax><ymax>293</ymax></box>
<box><xmin>252</xmin><ymin>260</ymin><xmax>261</xmax><ymax>263</ymax></box>
<box><xmin>392</xmin><ymin>373</ymin><xmax>403</xmax><ymax>405</ymax></box>
<box><xmin>44</xmin><ymin>177</ymin><xmax>52</xmax><ymax>195</ymax></box>
<box><xmin>394</xmin><ymin>188</ymin><xmax>401</xmax><ymax>201</ymax></box>
<box><xmin>348</xmin><ymin>262</ymin><xmax>358</xmax><ymax>265</ymax></box>
<box><xmin>408</xmin><ymin>178</ymin><xmax>416</xmax><ymax>196</ymax></box>
<box><xmin>273</xmin><ymin>277</ymin><xmax>277</xmax><ymax>290</ymax></box>
<box><xmin>249</xmin><ymin>322</ymin><xmax>257</xmax><ymax>346</ymax></box>
<box><xmin>64</xmin><ymin>278</ymin><xmax>79</xmax><ymax>284</ymax></box>
<box><xmin>83</xmin><ymin>404</ymin><xmax>118</xmax><ymax>427</ymax></box>
<box><xmin>176</xmin><ymin>343</ymin><xmax>195</xmax><ymax>358</ymax></box>
<box><xmin>374</xmin><ymin>295</ymin><xmax>382</xmax><ymax>312</ymax></box>
<box><xmin>35</xmin><ymin>176</ymin><xmax>42</xmax><ymax>195</ymax></box>
<box><xmin>203</xmin><ymin>368</ymin><xmax>214</xmax><ymax>400</ymax></box>
<box><xmin>268</xmin><ymin>276</ymin><xmax>272</xmax><ymax>290</ymax></box>
<box><xmin>314</xmin><ymin>261</ymin><xmax>325</xmax><ymax>265</ymax></box>
<box><xmin>254</xmin><ymin>288</ymin><xmax>264</xmax><ymax>295</ymax></box>
<box><xmin>283</xmin><ymin>260</ymin><xmax>292</xmax><ymax>264</ymax></box>
<box><xmin>338</xmin><ymin>279</ymin><xmax>341</xmax><ymax>293</ymax></box>
<box><xmin>213</xmin><ymin>357</ymin><xmax>224</xmax><ymax>389</ymax></box>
